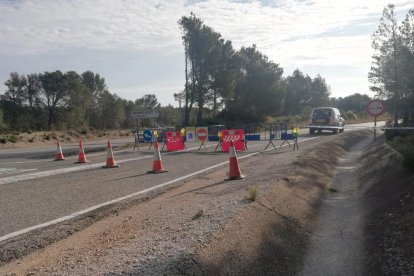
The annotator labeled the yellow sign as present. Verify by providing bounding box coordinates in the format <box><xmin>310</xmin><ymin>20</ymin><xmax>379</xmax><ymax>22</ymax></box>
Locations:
<box><xmin>153</xmin><ymin>130</ymin><xmax>158</xmax><ymax>138</ymax></box>
<box><xmin>293</xmin><ymin>127</ymin><xmax>299</xmax><ymax>138</ymax></box>
<box><xmin>218</xmin><ymin>131</ymin><xmax>222</xmax><ymax>138</ymax></box>
<box><xmin>180</xmin><ymin>128</ymin><xmax>186</xmax><ymax>136</ymax></box>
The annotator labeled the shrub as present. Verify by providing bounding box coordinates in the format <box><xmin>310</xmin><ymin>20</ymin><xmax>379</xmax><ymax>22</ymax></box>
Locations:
<box><xmin>0</xmin><ymin>137</ymin><xmax>6</xmax><ymax>144</ymax></box>
<box><xmin>247</xmin><ymin>187</ymin><xmax>259</xmax><ymax>201</ymax></box>
<box><xmin>346</xmin><ymin>111</ymin><xmax>358</xmax><ymax>121</ymax></box>
<box><xmin>388</xmin><ymin>136</ymin><xmax>414</xmax><ymax>171</ymax></box>
<box><xmin>8</xmin><ymin>134</ymin><xmax>18</xmax><ymax>143</ymax></box>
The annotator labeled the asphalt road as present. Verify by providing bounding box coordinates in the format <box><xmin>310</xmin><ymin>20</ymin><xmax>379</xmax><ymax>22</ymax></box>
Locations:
<box><xmin>0</xmin><ymin>123</ymin><xmax>383</xmax><ymax>242</ymax></box>
<box><xmin>0</xmin><ymin>137</ymin><xmax>133</xmax><ymax>160</ymax></box>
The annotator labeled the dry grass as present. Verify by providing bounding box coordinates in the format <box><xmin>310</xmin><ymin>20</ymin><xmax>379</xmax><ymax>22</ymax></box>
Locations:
<box><xmin>0</xmin><ymin>129</ymin><xmax>133</xmax><ymax>149</ymax></box>
<box><xmin>247</xmin><ymin>187</ymin><xmax>259</xmax><ymax>201</ymax></box>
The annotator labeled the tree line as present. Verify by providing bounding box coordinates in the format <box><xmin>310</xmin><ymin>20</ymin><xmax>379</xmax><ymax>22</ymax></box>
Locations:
<box><xmin>177</xmin><ymin>13</ymin><xmax>332</xmax><ymax>127</ymax></box>
<box><xmin>369</xmin><ymin>4</ymin><xmax>414</xmax><ymax>125</ymax></box>
<box><xmin>0</xmin><ymin>70</ymin><xmax>180</xmax><ymax>131</ymax></box>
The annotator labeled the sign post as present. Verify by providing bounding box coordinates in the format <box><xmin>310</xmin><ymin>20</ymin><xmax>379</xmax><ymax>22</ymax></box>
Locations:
<box><xmin>367</xmin><ymin>99</ymin><xmax>385</xmax><ymax>140</ymax></box>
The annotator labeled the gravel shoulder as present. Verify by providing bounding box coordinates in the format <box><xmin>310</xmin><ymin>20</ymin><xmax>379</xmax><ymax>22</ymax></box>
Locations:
<box><xmin>1</xmin><ymin>130</ymin><xmax>412</xmax><ymax>275</ymax></box>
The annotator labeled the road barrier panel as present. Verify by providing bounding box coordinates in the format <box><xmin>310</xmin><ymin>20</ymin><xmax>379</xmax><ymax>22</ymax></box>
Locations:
<box><xmin>208</xmin><ymin>125</ymin><xmax>225</xmax><ymax>141</ymax></box>
<box><xmin>165</xmin><ymin>131</ymin><xmax>185</xmax><ymax>152</ymax></box>
<box><xmin>186</xmin><ymin>127</ymin><xmax>196</xmax><ymax>142</ymax></box>
<box><xmin>221</xmin><ymin>129</ymin><xmax>245</xmax><ymax>152</ymax></box>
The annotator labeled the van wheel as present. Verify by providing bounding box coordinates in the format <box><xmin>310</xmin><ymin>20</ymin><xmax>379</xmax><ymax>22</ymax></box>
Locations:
<box><xmin>333</xmin><ymin>129</ymin><xmax>338</xmax><ymax>134</ymax></box>
<box><xmin>339</xmin><ymin>127</ymin><xmax>344</xmax><ymax>133</ymax></box>
<box><xmin>309</xmin><ymin>128</ymin><xmax>315</xmax><ymax>134</ymax></box>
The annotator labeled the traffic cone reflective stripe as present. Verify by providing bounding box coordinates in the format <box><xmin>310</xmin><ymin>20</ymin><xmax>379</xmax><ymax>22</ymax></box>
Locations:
<box><xmin>227</xmin><ymin>141</ymin><xmax>244</xmax><ymax>180</ymax></box>
<box><xmin>102</xmin><ymin>140</ymin><xmax>119</xmax><ymax>168</ymax></box>
<box><xmin>75</xmin><ymin>139</ymin><xmax>88</xmax><ymax>163</ymax></box>
<box><xmin>147</xmin><ymin>141</ymin><xmax>168</xmax><ymax>173</ymax></box>
<box><xmin>55</xmin><ymin>141</ymin><xmax>65</xmax><ymax>161</ymax></box>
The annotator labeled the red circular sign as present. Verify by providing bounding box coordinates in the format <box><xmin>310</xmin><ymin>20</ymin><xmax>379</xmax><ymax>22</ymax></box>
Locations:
<box><xmin>196</xmin><ymin>128</ymin><xmax>207</xmax><ymax>141</ymax></box>
<box><xmin>367</xmin><ymin>99</ymin><xmax>385</xmax><ymax>116</ymax></box>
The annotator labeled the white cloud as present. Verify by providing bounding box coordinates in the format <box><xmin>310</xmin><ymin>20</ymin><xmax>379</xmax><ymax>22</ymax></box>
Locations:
<box><xmin>0</xmin><ymin>0</ymin><xmax>186</xmax><ymax>54</ymax></box>
<box><xmin>114</xmin><ymin>84</ymin><xmax>181</xmax><ymax>106</ymax></box>
<box><xmin>329</xmin><ymin>76</ymin><xmax>375</xmax><ymax>99</ymax></box>
<box><xmin>0</xmin><ymin>0</ymin><xmax>412</xmax><ymax>103</ymax></box>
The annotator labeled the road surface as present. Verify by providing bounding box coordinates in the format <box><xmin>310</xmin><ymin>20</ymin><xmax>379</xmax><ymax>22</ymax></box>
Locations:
<box><xmin>0</xmin><ymin>122</ymin><xmax>381</xmax><ymax>243</ymax></box>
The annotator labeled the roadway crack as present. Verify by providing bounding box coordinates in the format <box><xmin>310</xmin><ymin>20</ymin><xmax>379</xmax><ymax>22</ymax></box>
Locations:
<box><xmin>255</xmin><ymin>200</ymin><xmax>323</xmax><ymax>237</ymax></box>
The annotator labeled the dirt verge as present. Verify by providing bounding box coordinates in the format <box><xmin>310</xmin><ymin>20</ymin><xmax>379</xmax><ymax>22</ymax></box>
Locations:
<box><xmin>0</xmin><ymin>130</ymin><xmax>132</xmax><ymax>149</ymax></box>
<box><xmin>360</xmin><ymin>140</ymin><xmax>414</xmax><ymax>275</ymax></box>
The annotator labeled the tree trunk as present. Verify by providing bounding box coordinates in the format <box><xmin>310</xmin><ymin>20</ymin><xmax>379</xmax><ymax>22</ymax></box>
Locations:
<box><xmin>48</xmin><ymin>108</ymin><xmax>54</xmax><ymax>130</ymax></box>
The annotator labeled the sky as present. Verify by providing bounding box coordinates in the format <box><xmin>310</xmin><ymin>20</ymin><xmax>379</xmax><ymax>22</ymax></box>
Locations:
<box><xmin>0</xmin><ymin>0</ymin><xmax>413</xmax><ymax>106</ymax></box>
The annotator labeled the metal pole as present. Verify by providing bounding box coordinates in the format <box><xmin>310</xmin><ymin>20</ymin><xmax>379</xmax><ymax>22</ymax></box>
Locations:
<box><xmin>374</xmin><ymin>115</ymin><xmax>377</xmax><ymax>141</ymax></box>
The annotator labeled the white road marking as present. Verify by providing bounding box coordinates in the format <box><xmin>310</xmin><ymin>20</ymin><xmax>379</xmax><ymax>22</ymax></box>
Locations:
<box><xmin>0</xmin><ymin>168</ymin><xmax>38</xmax><ymax>175</ymax></box>
<box><xmin>0</xmin><ymin>160</ymin><xmax>55</xmax><ymax>165</ymax></box>
<box><xmin>0</xmin><ymin>168</ymin><xmax>15</xmax><ymax>172</ymax></box>
<box><xmin>0</xmin><ymin>137</ymin><xmax>317</xmax><ymax>243</ymax></box>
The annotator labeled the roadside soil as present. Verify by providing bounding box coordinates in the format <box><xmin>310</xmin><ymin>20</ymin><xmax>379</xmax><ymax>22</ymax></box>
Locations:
<box><xmin>0</xmin><ymin>130</ymin><xmax>413</xmax><ymax>275</ymax></box>
<box><xmin>360</xmin><ymin>139</ymin><xmax>414</xmax><ymax>275</ymax></box>
<box><xmin>0</xmin><ymin>130</ymin><xmax>133</xmax><ymax>149</ymax></box>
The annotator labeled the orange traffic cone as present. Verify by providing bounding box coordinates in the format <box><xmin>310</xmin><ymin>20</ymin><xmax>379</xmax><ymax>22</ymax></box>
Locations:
<box><xmin>147</xmin><ymin>141</ymin><xmax>168</xmax><ymax>174</ymax></box>
<box><xmin>102</xmin><ymin>140</ymin><xmax>119</xmax><ymax>168</ymax></box>
<box><xmin>55</xmin><ymin>140</ymin><xmax>65</xmax><ymax>161</ymax></box>
<box><xmin>226</xmin><ymin>141</ymin><xmax>244</xmax><ymax>180</ymax></box>
<box><xmin>75</xmin><ymin>139</ymin><xmax>89</xmax><ymax>163</ymax></box>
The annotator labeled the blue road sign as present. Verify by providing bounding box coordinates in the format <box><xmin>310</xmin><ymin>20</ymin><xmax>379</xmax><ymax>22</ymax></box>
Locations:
<box><xmin>143</xmin><ymin>130</ymin><xmax>153</xmax><ymax>143</ymax></box>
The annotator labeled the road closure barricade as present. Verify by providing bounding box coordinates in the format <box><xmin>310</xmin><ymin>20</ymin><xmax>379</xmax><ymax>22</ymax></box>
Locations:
<box><xmin>263</xmin><ymin>122</ymin><xmax>291</xmax><ymax>150</ymax></box>
<box><xmin>186</xmin><ymin>127</ymin><xmax>196</xmax><ymax>142</ymax></box>
<box><xmin>165</xmin><ymin>131</ymin><xmax>185</xmax><ymax>151</ymax></box>
<box><xmin>221</xmin><ymin>129</ymin><xmax>245</xmax><ymax>152</ymax></box>
<box><xmin>208</xmin><ymin>125</ymin><xmax>224</xmax><ymax>141</ymax></box>
<box><xmin>243</xmin><ymin>122</ymin><xmax>293</xmax><ymax>151</ymax></box>
<box><xmin>196</xmin><ymin>126</ymin><xmax>209</xmax><ymax>150</ymax></box>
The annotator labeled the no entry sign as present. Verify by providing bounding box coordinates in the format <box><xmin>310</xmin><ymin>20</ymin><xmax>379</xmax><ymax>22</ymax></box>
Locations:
<box><xmin>367</xmin><ymin>99</ymin><xmax>385</xmax><ymax>116</ymax></box>
<box><xmin>196</xmin><ymin>127</ymin><xmax>208</xmax><ymax>141</ymax></box>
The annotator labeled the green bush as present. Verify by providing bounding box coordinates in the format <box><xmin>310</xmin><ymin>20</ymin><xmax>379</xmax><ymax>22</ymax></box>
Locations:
<box><xmin>8</xmin><ymin>134</ymin><xmax>18</xmax><ymax>143</ymax></box>
<box><xmin>0</xmin><ymin>137</ymin><xmax>6</xmax><ymax>144</ymax></box>
<box><xmin>247</xmin><ymin>187</ymin><xmax>259</xmax><ymax>201</ymax></box>
<box><xmin>346</xmin><ymin>111</ymin><xmax>358</xmax><ymax>121</ymax></box>
<box><xmin>388</xmin><ymin>136</ymin><xmax>414</xmax><ymax>171</ymax></box>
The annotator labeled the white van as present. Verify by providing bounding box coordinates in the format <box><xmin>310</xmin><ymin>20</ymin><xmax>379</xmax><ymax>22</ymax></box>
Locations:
<box><xmin>308</xmin><ymin>107</ymin><xmax>345</xmax><ymax>134</ymax></box>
